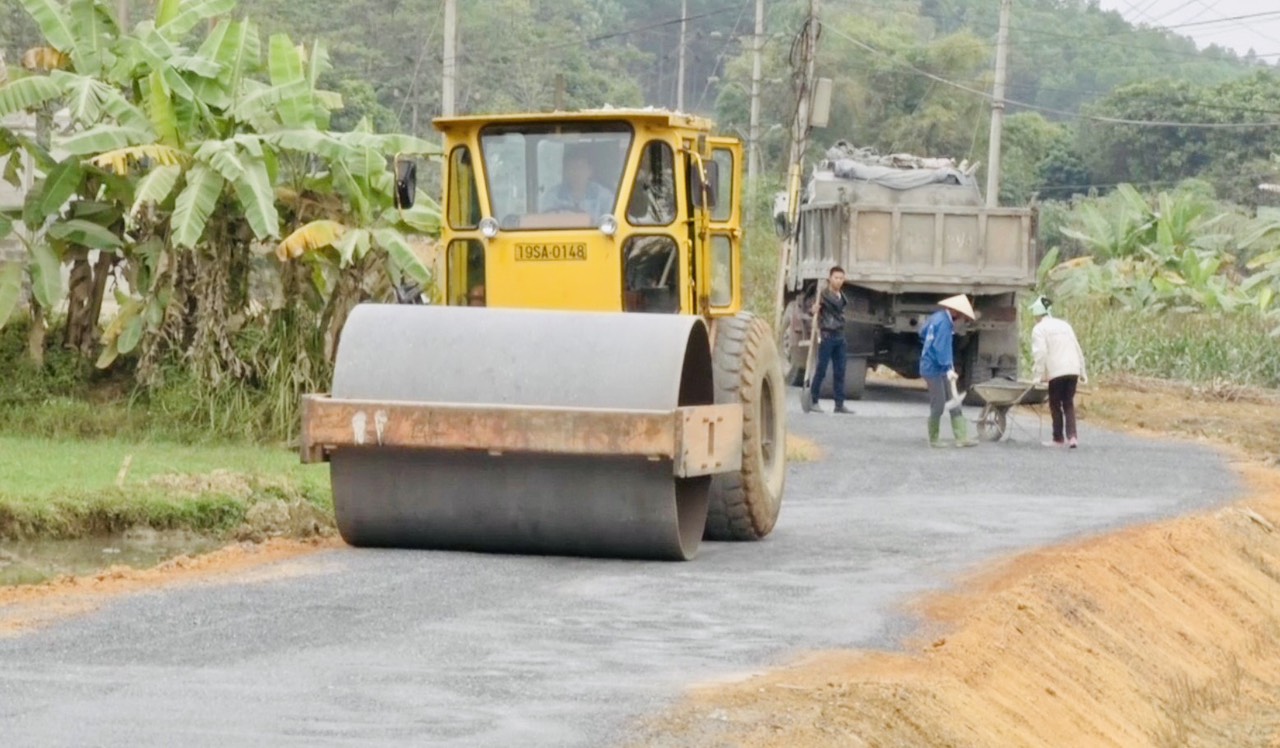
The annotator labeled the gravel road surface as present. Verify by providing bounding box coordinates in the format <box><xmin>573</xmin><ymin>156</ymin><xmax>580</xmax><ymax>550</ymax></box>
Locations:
<box><xmin>0</xmin><ymin>382</ymin><xmax>1236</xmax><ymax>747</ymax></box>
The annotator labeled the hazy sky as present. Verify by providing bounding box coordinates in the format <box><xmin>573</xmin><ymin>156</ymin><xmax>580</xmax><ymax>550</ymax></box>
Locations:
<box><xmin>1094</xmin><ymin>1</ymin><xmax>1280</xmax><ymax>58</ymax></box>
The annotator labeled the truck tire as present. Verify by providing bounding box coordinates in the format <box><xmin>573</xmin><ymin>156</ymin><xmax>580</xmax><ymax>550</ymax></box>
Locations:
<box><xmin>847</xmin><ymin>355</ymin><xmax>868</xmax><ymax>400</ymax></box>
<box><xmin>780</xmin><ymin>300</ymin><xmax>806</xmax><ymax>386</ymax></box>
<box><xmin>707</xmin><ymin>313</ymin><xmax>787</xmax><ymax>541</ymax></box>
<box><xmin>959</xmin><ymin>334</ymin><xmax>984</xmax><ymax>406</ymax></box>
<box><xmin>817</xmin><ymin>355</ymin><xmax>868</xmax><ymax>400</ymax></box>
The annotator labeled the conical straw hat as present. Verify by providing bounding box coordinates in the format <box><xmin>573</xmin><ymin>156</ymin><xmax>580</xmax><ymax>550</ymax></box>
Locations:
<box><xmin>938</xmin><ymin>294</ymin><xmax>975</xmax><ymax>320</ymax></box>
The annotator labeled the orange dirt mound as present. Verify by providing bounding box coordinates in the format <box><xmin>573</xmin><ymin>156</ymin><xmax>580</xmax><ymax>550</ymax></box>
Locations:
<box><xmin>639</xmin><ymin>382</ymin><xmax>1280</xmax><ymax>747</ymax></box>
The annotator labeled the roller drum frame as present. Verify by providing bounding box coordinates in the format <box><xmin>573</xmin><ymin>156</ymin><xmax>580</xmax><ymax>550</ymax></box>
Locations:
<box><xmin>302</xmin><ymin>305</ymin><xmax>743</xmax><ymax>561</ymax></box>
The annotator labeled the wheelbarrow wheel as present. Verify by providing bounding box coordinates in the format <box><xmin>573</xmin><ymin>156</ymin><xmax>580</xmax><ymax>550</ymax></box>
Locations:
<box><xmin>976</xmin><ymin>405</ymin><xmax>1007</xmax><ymax>442</ymax></box>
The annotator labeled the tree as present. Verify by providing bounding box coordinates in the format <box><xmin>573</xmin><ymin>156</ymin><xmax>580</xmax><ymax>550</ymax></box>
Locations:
<box><xmin>1080</xmin><ymin>72</ymin><xmax>1280</xmax><ymax>202</ymax></box>
<box><xmin>1036</xmin><ymin>139</ymin><xmax>1090</xmax><ymax>201</ymax></box>
<box><xmin>0</xmin><ymin>0</ymin><xmax>440</xmax><ymax>438</ymax></box>
<box><xmin>996</xmin><ymin>112</ymin><xmax>1064</xmax><ymax>205</ymax></box>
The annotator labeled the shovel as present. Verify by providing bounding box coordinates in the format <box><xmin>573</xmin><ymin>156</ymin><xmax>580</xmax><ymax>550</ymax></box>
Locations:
<box><xmin>799</xmin><ymin>281</ymin><xmax>827</xmax><ymax>413</ymax></box>
<box><xmin>944</xmin><ymin>369</ymin><xmax>966</xmax><ymax>411</ymax></box>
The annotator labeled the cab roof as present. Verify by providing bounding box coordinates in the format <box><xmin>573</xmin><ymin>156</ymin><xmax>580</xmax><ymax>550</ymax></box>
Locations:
<box><xmin>433</xmin><ymin>107</ymin><xmax>717</xmax><ymax>134</ymax></box>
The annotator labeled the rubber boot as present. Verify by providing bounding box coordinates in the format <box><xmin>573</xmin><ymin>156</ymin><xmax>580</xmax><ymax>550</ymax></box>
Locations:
<box><xmin>951</xmin><ymin>415</ymin><xmax>977</xmax><ymax>448</ymax></box>
<box><xmin>928</xmin><ymin>417</ymin><xmax>943</xmax><ymax>448</ymax></box>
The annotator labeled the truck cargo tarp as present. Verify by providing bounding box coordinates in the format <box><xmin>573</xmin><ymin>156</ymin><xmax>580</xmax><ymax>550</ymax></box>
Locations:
<box><xmin>828</xmin><ymin>159</ymin><xmax>975</xmax><ymax>190</ymax></box>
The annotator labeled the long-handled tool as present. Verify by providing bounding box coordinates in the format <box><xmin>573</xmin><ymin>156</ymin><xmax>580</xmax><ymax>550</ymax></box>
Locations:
<box><xmin>799</xmin><ymin>281</ymin><xmax>827</xmax><ymax>412</ymax></box>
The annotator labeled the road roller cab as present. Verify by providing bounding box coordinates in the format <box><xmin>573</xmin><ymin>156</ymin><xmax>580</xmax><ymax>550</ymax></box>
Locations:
<box><xmin>301</xmin><ymin>110</ymin><xmax>786</xmax><ymax>561</ymax></box>
<box><xmin>418</xmin><ymin>110</ymin><xmax>743</xmax><ymax>316</ymax></box>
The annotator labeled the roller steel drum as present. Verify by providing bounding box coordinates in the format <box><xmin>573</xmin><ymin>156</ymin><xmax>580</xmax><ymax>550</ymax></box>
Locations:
<box><xmin>329</xmin><ymin>304</ymin><xmax>715</xmax><ymax>560</ymax></box>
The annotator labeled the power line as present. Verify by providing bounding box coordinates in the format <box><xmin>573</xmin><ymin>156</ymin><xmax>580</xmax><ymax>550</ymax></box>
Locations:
<box><xmin>820</xmin><ymin>23</ymin><xmax>1280</xmax><ymax>130</ymax></box>
<box><xmin>395</xmin><ymin>1</ymin><xmax>446</xmax><ymax>125</ymax></box>
<box><xmin>1001</xmin><ymin>23</ymin><xmax>1280</xmax><ymax>62</ymax></box>
<box><xmin>818</xmin><ymin>0</ymin><xmax>1278</xmax><ymax>68</ymax></box>
<box><xmin>950</xmin><ymin>77</ymin><xmax>1280</xmax><ymax>118</ymax></box>
<box><xmin>1156</xmin><ymin>10</ymin><xmax>1280</xmax><ymax>32</ymax></box>
<box><xmin>1148</xmin><ymin>0</ymin><xmax>1204</xmax><ymax>26</ymax></box>
<box><xmin>480</xmin><ymin>4</ymin><xmax>748</xmax><ymax>61</ymax></box>
<box><xmin>1190</xmin><ymin>0</ymin><xmax>1280</xmax><ymax>52</ymax></box>
<box><xmin>691</xmin><ymin>0</ymin><xmax>755</xmax><ymax>113</ymax></box>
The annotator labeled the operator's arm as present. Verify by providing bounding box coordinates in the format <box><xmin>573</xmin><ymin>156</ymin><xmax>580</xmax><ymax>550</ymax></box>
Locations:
<box><xmin>922</xmin><ymin>314</ymin><xmax>954</xmax><ymax>372</ymax></box>
<box><xmin>934</xmin><ymin>318</ymin><xmax>954</xmax><ymax>372</ymax></box>
<box><xmin>596</xmin><ymin>185</ymin><xmax>616</xmax><ymax>216</ymax></box>
<box><xmin>811</xmin><ymin>288</ymin><xmax>834</xmax><ymax>316</ymax></box>
<box><xmin>541</xmin><ymin>185</ymin><xmax>572</xmax><ymax>212</ymax></box>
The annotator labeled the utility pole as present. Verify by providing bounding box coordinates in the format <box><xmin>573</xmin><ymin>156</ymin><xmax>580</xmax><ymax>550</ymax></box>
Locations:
<box><xmin>774</xmin><ymin>0</ymin><xmax>819</xmax><ymax>331</ymax></box>
<box><xmin>116</xmin><ymin>0</ymin><xmax>129</xmax><ymax>30</ymax></box>
<box><xmin>676</xmin><ymin>0</ymin><xmax>688</xmax><ymax>111</ymax></box>
<box><xmin>747</xmin><ymin>0</ymin><xmax>764</xmax><ymax>186</ymax></box>
<box><xmin>442</xmin><ymin>0</ymin><xmax>457</xmax><ymax>116</ymax></box>
<box><xmin>985</xmin><ymin>0</ymin><xmax>1012</xmax><ymax>207</ymax></box>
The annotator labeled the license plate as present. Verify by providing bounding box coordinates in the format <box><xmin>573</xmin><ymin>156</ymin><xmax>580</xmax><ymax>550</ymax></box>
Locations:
<box><xmin>514</xmin><ymin>243</ymin><xmax>587</xmax><ymax>261</ymax></box>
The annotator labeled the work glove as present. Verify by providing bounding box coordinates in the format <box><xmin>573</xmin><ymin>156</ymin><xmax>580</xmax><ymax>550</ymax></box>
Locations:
<box><xmin>1080</xmin><ymin>372</ymin><xmax>1089</xmax><ymax>385</ymax></box>
<box><xmin>946</xmin><ymin>368</ymin><xmax>958</xmax><ymax>382</ymax></box>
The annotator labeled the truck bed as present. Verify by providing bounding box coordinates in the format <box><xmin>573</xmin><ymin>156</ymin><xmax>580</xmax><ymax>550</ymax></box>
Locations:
<box><xmin>790</xmin><ymin>201</ymin><xmax>1038</xmax><ymax>294</ymax></box>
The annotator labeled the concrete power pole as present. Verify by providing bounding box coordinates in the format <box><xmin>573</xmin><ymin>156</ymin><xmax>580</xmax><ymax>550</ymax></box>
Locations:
<box><xmin>985</xmin><ymin>0</ymin><xmax>1012</xmax><ymax>207</ymax></box>
<box><xmin>676</xmin><ymin>0</ymin><xmax>688</xmax><ymax>111</ymax></box>
<box><xmin>747</xmin><ymin>0</ymin><xmax>764</xmax><ymax>186</ymax></box>
<box><xmin>442</xmin><ymin>0</ymin><xmax>457</xmax><ymax>116</ymax></box>
<box><xmin>773</xmin><ymin>0</ymin><xmax>820</xmax><ymax>331</ymax></box>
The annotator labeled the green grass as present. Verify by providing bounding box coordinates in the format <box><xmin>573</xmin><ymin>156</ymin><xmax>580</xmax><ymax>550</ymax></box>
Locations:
<box><xmin>0</xmin><ymin>436</ymin><xmax>323</xmax><ymax>496</ymax></box>
<box><xmin>0</xmin><ymin>435</ymin><xmax>331</xmax><ymax>540</ymax></box>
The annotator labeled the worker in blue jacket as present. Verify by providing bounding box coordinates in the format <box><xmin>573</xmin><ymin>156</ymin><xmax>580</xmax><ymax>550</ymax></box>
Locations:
<box><xmin>920</xmin><ymin>295</ymin><xmax>977</xmax><ymax>447</ymax></box>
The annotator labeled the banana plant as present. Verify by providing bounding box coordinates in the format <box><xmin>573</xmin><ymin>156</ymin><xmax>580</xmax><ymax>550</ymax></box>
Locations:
<box><xmin>0</xmin><ymin>0</ymin><xmax>152</xmax><ymax>358</ymax></box>
<box><xmin>4</xmin><ymin>0</ymin><xmax>443</xmax><ymax>381</ymax></box>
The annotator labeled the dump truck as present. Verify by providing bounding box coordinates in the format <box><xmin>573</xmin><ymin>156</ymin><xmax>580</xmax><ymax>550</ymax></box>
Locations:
<box><xmin>300</xmin><ymin>110</ymin><xmax>787</xmax><ymax>561</ymax></box>
<box><xmin>778</xmin><ymin>144</ymin><xmax>1038</xmax><ymax>398</ymax></box>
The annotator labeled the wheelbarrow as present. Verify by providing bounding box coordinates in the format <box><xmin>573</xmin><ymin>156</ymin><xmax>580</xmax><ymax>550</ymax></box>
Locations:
<box><xmin>972</xmin><ymin>379</ymin><xmax>1049</xmax><ymax>442</ymax></box>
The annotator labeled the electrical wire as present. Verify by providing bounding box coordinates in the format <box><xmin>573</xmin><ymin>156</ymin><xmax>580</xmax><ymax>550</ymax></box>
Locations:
<box><xmin>947</xmin><ymin>77</ymin><xmax>1280</xmax><ymax>118</ymax></box>
<box><xmin>490</xmin><ymin>4</ymin><xmax>748</xmax><ymax>60</ymax></box>
<box><xmin>814</xmin><ymin>1</ymin><xmax>1280</xmax><ymax>69</ymax></box>
<box><xmin>821</xmin><ymin>22</ymin><xmax>1280</xmax><ymax>130</ymax></box>
<box><xmin>395</xmin><ymin>2</ymin><xmax>446</xmax><ymax>125</ymax></box>
<box><xmin>691</xmin><ymin>0</ymin><xmax>756</xmax><ymax>113</ymax></box>
<box><xmin>1190</xmin><ymin>0</ymin><xmax>1280</xmax><ymax>52</ymax></box>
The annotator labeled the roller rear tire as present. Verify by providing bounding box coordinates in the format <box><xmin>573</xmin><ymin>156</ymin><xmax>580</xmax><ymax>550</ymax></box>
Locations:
<box><xmin>706</xmin><ymin>313</ymin><xmax>787</xmax><ymax>541</ymax></box>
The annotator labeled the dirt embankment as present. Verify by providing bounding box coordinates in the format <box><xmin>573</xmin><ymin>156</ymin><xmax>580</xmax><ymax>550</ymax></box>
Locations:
<box><xmin>641</xmin><ymin>379</ymin><xmax>1280</xmax><ymax>748</ymax></box>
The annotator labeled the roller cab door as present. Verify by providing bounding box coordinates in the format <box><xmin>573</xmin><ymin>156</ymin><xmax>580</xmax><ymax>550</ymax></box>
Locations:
<box><xmin>707</xmin><ymin>137</ymin><xmax>742</xmax><ymax>315</ymax></box>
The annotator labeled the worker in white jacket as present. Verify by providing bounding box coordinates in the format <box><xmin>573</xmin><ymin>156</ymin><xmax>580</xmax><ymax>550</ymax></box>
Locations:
<box><xmin>1030</xmin><ymin>296</ymin><xmax>1087</xmax><ymax>448</ymax></box>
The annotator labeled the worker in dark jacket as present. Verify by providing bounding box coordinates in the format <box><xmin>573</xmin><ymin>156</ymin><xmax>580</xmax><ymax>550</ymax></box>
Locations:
<box><xmin>808</xmin><ymin>266</ymin><xmax>853</xmax><ymax>414</ymax></box>
<box><xmin>919</xmin><ymin>294</ymin><xmax>977</xmax><ymax>447</ymax></box>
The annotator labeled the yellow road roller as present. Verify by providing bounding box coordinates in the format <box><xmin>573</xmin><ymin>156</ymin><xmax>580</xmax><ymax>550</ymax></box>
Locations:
<box><xmin>300</xmin><ymin>109</ymin><xmax>786</xmax><ymax>560</ymax></box>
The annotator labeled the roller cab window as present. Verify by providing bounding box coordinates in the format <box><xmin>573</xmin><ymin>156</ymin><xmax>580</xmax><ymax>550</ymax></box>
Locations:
<box><xmin>480</xmin><ymin>122</ymin><xmax>631</xmax><ymax>230</ymax></box>
<box><xmin>623</xmin><ymin>236</ymin><xmax>680</xmax><ymax>314</ymax></box>
<box><xmin>627</xmin><ymin>140</ymin><xmax>676</xmax><ymax>226</ymax></box>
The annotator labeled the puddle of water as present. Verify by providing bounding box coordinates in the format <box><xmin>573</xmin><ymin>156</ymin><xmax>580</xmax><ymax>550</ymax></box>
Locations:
<box><xmin>0</xmin><ymin>529</ymin><xmax>224</xmax><ymax>586</ymax></box>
